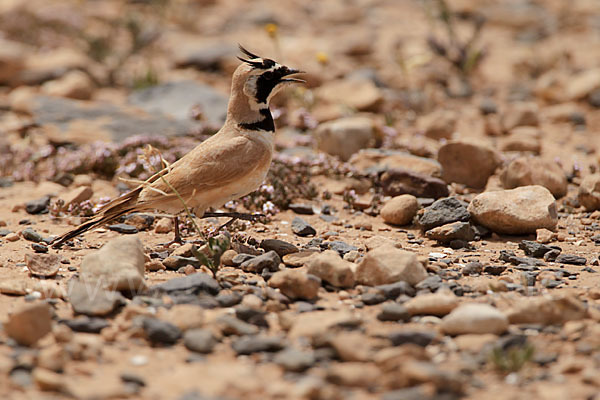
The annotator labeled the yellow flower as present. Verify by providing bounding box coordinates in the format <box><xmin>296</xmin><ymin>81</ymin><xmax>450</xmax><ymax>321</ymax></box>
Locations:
<box><xmin>316</xmin><ymin>51</ymin><xmax>329</xmax><ymax>65</ymax></box>
<box><xmin>265</xmin><ymin>23</ymin><xmax>278</xmax><ymax>38</ymax></box>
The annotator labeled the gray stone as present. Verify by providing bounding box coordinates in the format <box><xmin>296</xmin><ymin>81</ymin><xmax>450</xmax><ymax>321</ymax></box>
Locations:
<box><xmin>107</xmin><ymin>223</ymin><xmax>138</xmax><ymax>234</ymax></box>
<box><xmin>381</xmin><ymin>168</ymin><xmax>449</xmax><ymax>199</ymax></box>
<box><xmin>128</xmin><ymin>80</ymin><xmax>228</xmax><ymax>126</ymax></box>
<box><xmin>162</xmin><ymin>256</ymin><xmax>205</xmax><ymax>270</ymax></box>
<box><xmin>288</xmin><ymin>203</ymin><xmax>315</xmax><ymax>215</ymax></box>
<box><xmin>25</xmin><ymin>196</ymin><xmax>50</xmax><ymax>215</ymax></box>
<box><xmin>273</xmin><ymin>348</ymin><xmax>316</xmax><ymax>372</ymax></box>
<box><xmin>151</xmin><ymin>273</ymin><xmax>220</xmax><ymax>296</ymax></box>
<box><xmin>232</xmin><ymin>335</ymin><xmax>285</xmax><ymax>355</ymax></box>
<box><xmin>259</xmin><ymin>239</ymin><xmax>299</xmax><ymax>258</ymax></box>
<box><xmin>327</xmin><ymin>241</ymin><xmax>358</xmax><ymax>257</ymax></box>
<box><xmin>519</xmin><ymin>240</ymin><xmax>558</xmax><ymax>258</ymax></box>
<box><xmin>143</xmin><ymin>318</ymin><xmax>182</xmax><ymax>345</ymax></box>
<box><xmin>240</xmin><ymin>251</ymin><xmax>281</xmax><ymax>273</ymax></box>
<box><xmin>377</xmin><ymin>303</ymin><xmax>410</xmax><ymax>322</ymax></box>
<box><xmin>314</xmin><ymin>116</ymin><xmax>380</xmax><ymax>161</ymax></box>
<box><xmin>68</xmin><ymin>279</ymin><xmax>126</xmax><ymax>316</ymax></box>
<box><xmin>418</xmin><ymin>197</ymin><xmax>470</xmax><ymax>231</ymax></box>
<box><xmin>292</xmin><ymin>217</ymin><xmax>316</xmax><ymax>236</ymax></box>
<box><xmin>462</xmin><ymin>262</ymin><xmax>483</xmax><ymax>275</ymax></box>
<box><xmin>555</xmin><ymin>254</ymin><xmax>587</xmax><ymax>265</ymax></box>
<box><xmin>388</xmin><ymin>331</ymin><xmax>436</xmax><ymax>347</ymax></box>
<box><xmin>375</xmin><ymin>281</ymin><xmax>416</xmax><ymax>299</ymax></box>
<box><xmin>183</xmin><ymin>329</ymin><xmax>217</xmax><ymax>353</ymax></box>
<box><xmin>5</xmin><ymin>302</ymin><xmax>53</xmax><ymax>346</ymax></box>
<box><xmin>22</xmin><ymin>228</ymin><xmax>44</xmax><ymax>242</ymax></box>
<box><xmin>216</xmin><ymin>314</ymin><xmax>259</xmax><ymax>336</ymax></box>
<box><xmin>63</xmin><ymin>316</ymin><xmax>109</xmax><ymax>333</ymax></box>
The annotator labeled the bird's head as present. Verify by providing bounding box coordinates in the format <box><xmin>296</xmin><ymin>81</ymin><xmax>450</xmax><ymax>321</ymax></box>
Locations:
<box><xmin>231</xmin><ymin>45</ymin><xmax>304</xmax><ymax>111</ymax></box>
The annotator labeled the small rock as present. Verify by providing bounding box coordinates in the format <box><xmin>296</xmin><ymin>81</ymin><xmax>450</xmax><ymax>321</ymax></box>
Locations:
<box><xmin>154</xmin><ymin>217</ymin><xmax>173</xmax><ymax>234</ymax></box>
<box><xmin>33</xmin><ymin>368</ymin><xmax>65</xmax><ymax>392</ymax></box>
<box><xmin>25</xmin><ymin>253</ymin><xmax>61</xmax><ymax>277</ymax></box>
<box><xmin>377</xmin><ymin>303</ymin><xmax>410</xmax><ymax>322</ymax></box>
<box><xmin>468</xmin><ymin>185</ymin><xmax>558</xmax><ymax>234</ymax></box>
<box><xmin>31</xmin><ymin>243</ymin><xmax>48</xmax><ymax>253</ymax></box>
<box><xmin>483</xmin><ymin>265</ymin><xmax>507</xmax><ymax>276</ymax></box>
<box><xmin>519</xmin><ymin>240</ymin><xmax>557</xmax><ymax>258</ymax></box>
<box><xmin>388</xmin><ymin>331</ymin><xmax>436</xmax><ymax>347</ymax></box>
<box><xmin>305</xmin><ymin>250</ymin><xmax>356</xmax><ymax>288</ymax></box>
<box><xmin>273</xmin><ymin>348</ymin><xmax>315</xmax><ymax>372</ymax></box>
<box><xmin>5</xmin><ymin>232</ymin><xmax>20</xmax><ymax>242</ymax></box>
<box><xmin>536</xmin><ymin>228</ymin><xmax>556</xmax><ymax>244</ymax></box>
<box><xmin>501</xmin><ymin>102</ymin><xmax>539</xmax><ymax>131</ymax></box>
<box><xmin>25</xmin><ymin>196</ymin><xmax>50</xmax><ymax>214</ymax></box>
<box><xmin>578</xmin><ymin>174</ymin><xmax>600</xmax><ymax>211</ymax></box>
<box><xmin>425</xmin><ymin>222</ymin><xmax>475</xmax><ymax>244</ymax></box>
<box><xmin>220</xmin><ymin>249</ymin><xmax>238</xmax><ymax>266</ymax></box>
<box><xmin>145</xmin><ymin>259</ymin><xmax>166</xmax><ymax>271</ymax></box>
<box><xmin>567</xmin><ymin>68</ymin><xmax>600</xmax><ymax>100</ymax></box>
<box><xmin>381</xmin><ymin>168</ymin><xmax>449</xmax><ymax>199</ymax></box>
<box><xmin>124</xmin><ymin>214</ymin><xmax>155</xmax><ymax>231</ymax></box>
<box><xmin>142</xmin><ymin>318</ymin><xmax>182</xmax><ymax>345</ymax></box>
<box><xmin>161</xmin><ymin>304</ymin><xmax>205</xmax><ymax>331</ymax></box>
<box><xmin>259</xmin><ymin>239</ymin><xmax>299</xmax><ymax>258</ymax></box>
<box><xmin>216</xmin><ymin>314</ymin><xmax>259</xmax><ymax>336</ymax></box>
<box><xmin>162</xmin><ymin>256</ymin><xmax>204</xmax><ymax>270</ymax></box>
<box><xmin>0</xmin><ymin>280</ymin><xmax>29</xmax><ymax>295</ymax></box>
<box><xmin>5</xmin><ymin>302</ymin><xmax>53</xmax><ymax>346</ymax></box>
<box><xmin>437</xmin><ymin>141</ymin><xmax>501</xmax><ymax>188</ymax></box>
<box><xmin>404</xmin><ymin>292</ymin><xmax>458</xmax><ymax>316</ymax></box>
<box><xmin>151</xmin><ymin>273</ymin><xmax>220</xmax><ymax>296</ymax></box>
<box><xmin>288</xmin><ymin>203</ymin><xmax>315</xmax><ymax>215</ymax></box>
<box><xmin>375</xmin><ymin>281</ymin><xmax>416</xmax><ymax>299</ymax></box>
<box><xmin>327</xmin><ymin>240</ymin><xmax>358</xmax><ymax>257</ymax></box>
<box><xmin>269</xmin><ymin>269</ymin><xmax>321</xmax><ymax>300</ymax></box>
<box><xmin>240</xmin><ymin>251</ymin><xmax>281</xmax><ymax>273</ymax></box>
<box><xmin>59</xmin><ymin>186</ymin><xmax>93</xmax><ymax>210</ymax></box>
<box><xmin>107</xmin><ymin>223</ymin><xmax>138</xmax><ymax>234</ymax></box>
<box><xmin>441</xmin><ymin>303</ymin><xmax>508</xmax><ymax>335</ymax></box>
<box><xmin>42</xmin><ymin>70</ymin><xmax>94</xmax><ymax>100</ymax></box>
<box><xmin>232</xmin><ymin>335</ymin><xmax>285</xmax><ymax>355</ymax></box>
<box><xmin>507</xmin><ymin>295</ymin><xmax>587</xmax><ymax>325</ymax></box>
<box><xmin>63</xmin><ymin>316</ymin><xmax>109</xmax><ymax>333</ymax></box>
<box><xmin>316</xmin><ymin>79</ymin><xmax>383</xmax><ymax>113</ymax></box>
<box><xmin>291</xmin><ymin>217</ymin><xmax>316</xmax><ymax>236</ymax></box>
<box><xmin>501</xmin><ymin>157</ymin><xmax>567</xmax><ymax>198</ymax></box>
<box><xmin>313</xmin><ymin>116</ymin><xmax>381</xmax><ymax>161</ymax></box>
<box><xmin>462</xmin><ymin>262</ymin><xmax>483</xmax><ymax>275</ymax></box>
<box><xmin>555</xmin><ymin>254</ymin><xmax>586</xmax><ymax>265</ymax></box>
<box><xmin>69</xmin><ymin>280</ymin><xmax>125</xmax><ymax>316</ymax></box>
<box><xmin>22</xmin><ymin>228</ymin><xmax>44</xmax><ymax>243</ymax></box>
<box><xmin>380</xmin><ymin>194</ymin><xmax>419</xmax><ymax>226</ymax></box>
<box><xmin>418</xmin><ymin>109</ymin><xmax>457</xmax><ymax>139</ymax></box>
<box><xmin>80</xmin><ymin>235</ymin><xmax>146</xmax><ymax>292</ymax></box>
<box><xmin>326</xmin><ymin>362</ymin><xmax>381</xmax><ymax>388</ymax></box>
<box><xmin>183</xmin><ymin>329</ymin><xmax>216</xmax><ymax>353</ymax></box>
<box><xmin>355</xmin><ymin>244</ymin><xmax>428</xmax><ymax>286</ymax></box>
<box><xmin>418</xmin><ymin>197</ymin><xmax>470</xmax><ymax>231</ymax></box>
<box><xmin>282</xmin><ymin>251</ymin><xmax>318</xmax><ymax>267</ymax></box>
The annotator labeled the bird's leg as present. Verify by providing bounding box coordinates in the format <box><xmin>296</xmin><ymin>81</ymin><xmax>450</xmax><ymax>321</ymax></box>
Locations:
<box><xmin>201</xmin><ymin>212</ymin><xmax>265</xmax><ymax>222</ymax></box>
<box><xmin>159</xmin><ymin>216</ymin><xmax>185</xmax><ymax>248</ymax></box>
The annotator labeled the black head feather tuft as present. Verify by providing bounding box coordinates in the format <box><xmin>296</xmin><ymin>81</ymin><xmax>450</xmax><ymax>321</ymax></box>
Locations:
<box><xmin>238</xmin><ymin>44</ymin><xmax>260</xmax><ymax>60</ymax></box>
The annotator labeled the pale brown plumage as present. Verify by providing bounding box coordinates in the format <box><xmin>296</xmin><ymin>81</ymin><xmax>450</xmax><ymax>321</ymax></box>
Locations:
<box><xmin>52</xmin><ymin>47</ymin><xmax>303</xmax><ymax>248</ymax></box>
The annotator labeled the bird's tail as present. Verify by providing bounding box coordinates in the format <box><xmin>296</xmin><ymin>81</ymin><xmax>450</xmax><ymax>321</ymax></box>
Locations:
<box><xmin>51</xmin><ymin>187</ymin><xmax>143</xmax><ymax>248</ymax></box>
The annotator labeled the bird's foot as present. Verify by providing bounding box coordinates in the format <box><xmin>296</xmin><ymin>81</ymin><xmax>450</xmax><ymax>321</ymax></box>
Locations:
<box><xmin>202</xmin><ymin>212</ymin><xmax>265</xmax><ymax>222</ymax></box>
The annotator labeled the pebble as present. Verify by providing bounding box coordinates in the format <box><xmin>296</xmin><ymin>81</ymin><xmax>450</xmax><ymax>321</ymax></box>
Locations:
<box><xmin>507</xmin><ymin>294</ymin><xmax>587</xmax><ymax>325</ymax></box>
<box><xmin>31</xmin><ymin>243</ymin><xmax>48</xmax><ymax>253</ymax></box>
<box><xmin>380</xmin><ymin>168</ymin><xmax>449</xmax><ymax>199</ymax></box>
<box><xmin>380</xmin><ymin>194</ymin><xmax>419</xmax><ymax>226</ymax></box>
<box><xmin>217</xmin><ymin>314</ymin><xmax>259</xmax><ymax>336</ymax></box>
<box><xmin>151</xmin><ymin>272</ymin><xmax>220</xmax><ymax>296</ymax></box>
<box><xmin>273</xmin><ymin>348</ymin><xmax>316</xmax><ymax>372</ymax></box>
<box><xmin>418</xmin><ymin>109</ymin><xmax>457</xmax><ymax>139</ymax></box>
<box><xmin>555</xmin><ymin>254</ymin><xmax>587</xmax><ymax>265</ymax></box>
<box><xmin>404</xmin><ymin>292</ymin><xmax>459</xmax><ymax>316</ymax></box>
<box><xmin>68</xmin><ymin>280</ymin><xmax>126</xmax><ymax>316</ymax></box>
<box><xmin>327</xmin><ymin>240</ymin><xmax>358</xmax><ymax>257</ymax></box>
<box><xmin>282</xmin><ymin>250</ymin><xmax>318</xmax><ymax>267</ymax></box>
<box><xmin>232</xmin><ymin>335</ymin><xmax>285</xmax><ymax>355</ymax></box>
<box><xmin>154</xmin><ymin>217</ymin><xmax>173</xmax><ymax>233</ymax></box>
<box><xmin>33</xmin><ymin>368</ymin><xmax>65</xmax><ymax>392</ymax></box>
<box><xmin>418</xmin><ymin>197</ymin><xmax>470</xmax><ymax>231</ymax></box>
<box><xmin>231</xmin><ymin>253</ymin><xmax>255</xmax><ymax>266</ymax></box>
<box><xmin>215</xmin><ymin>291</ymin><xmax>242</xmax><ymax>307</ymax></box>
<box><xmin>162</xmin><ymin>256</ymin><xmax>204</xmax><ymax>270</ymax></box>
<box><xmin>375</xmin><ymin>281</ymin><xmax>416</xmax><ymax>299</ymax></box>
<box><xmin>22</xmin><ymin>227</ymin><xmax>44</xmax><ymax>243</ymax></box>
<box><xmin>483</xmin><ymin>265</ymin><xmax>507</xmax><ymax>276</ymax></box>
<box><xmin>361</xmin><ymin>291</ymin><xmax>387</xmax><ymax>305</ymax></box>
<box><xmin>142</xmin><ymin>318</ymin><xmax>182</xmax><ymax>345</ymax></box>
<box><xmin>5</xmin><ymin>302</ymin><xmax>53</xmax><ymax>346</ymax></box>
<box><xmin>80</xmin><ymin>235</ymin><xmax>146</xmax><ymax>292</ymax></box>
<box><xmin>63</xmin><ymin>316</ymin><xmax>109</xmax><ymax>333</ymax></box>
<box><xmin>240</xmin><ymin>250</ymin><xmax>281</xmax><ymax>273</ymax></box>
<box><xmin>5</xmin><ymin>232</ymin><xmax>20</xmax><ymax>242</ymax></box>
<box><xmin>59</xmin><ymin>185</ymin><xmax>93</xmax><ymax>210</ymax></box>
<box><xmin>462</xmin><ymin>262</ymin><xmax>483</xmax><ymax>275</ymax></box>
<box><xmin>377</xmin><ymin>302</ymin><xmax>410</xmax><ymax>322</ymax></box>
<box><xmin>107</xmin><ymin>223</ymin><xmax>139</xmax><ymax>234</ymax></box>
<box><xmin>501</xmin><ymin>156</ymin><xmax>568</xmax><ymax>198</ymax></box>
<box><xmin>501</xmin><ymin>102</ymin><xmax>539</xmax><ymax>131</ymax></box>
<box><xmin>291</xmin><ymin>217</ymin><xmax>316</xmax><ymax>236</ymax></box>
<box><xmin>388</xmin><ymin>331</ymin><xmax>436</xmax><ymax>347</ymax></box>
<box><xmin>183</xmin><ymin>329</ymin><xmax>216</xmax><ymax>353</ymax></box>
<box><xmin>536</xmin><ymin>228</ymin><xmax>556</xmax><ymax>244</ymax></box>
<box><xmin>25</xmin><ymin>196</ymin><xmax>50</xmax><ymax>214</ymax></box>
<box><xmin>259</xmin><ymin>239</ymin><xmax>298</xmax><ymax>258</ymax></box>
<box><xmin>269</xmin><ymin>269</ymin><xmax>321</xmax><ymax>300</ymax></box>
<box><xmin>305</xmin><ymin>250</ymin><xmax>356</xmax><ymax>288</ymax></box>
<box><xmin>288</xmin><ymin>203</ymin><xmax>315</xmax><ymax>215</ymax></box>
<box><xmin>161</xmin><ymin>304</ymin><xmax>205</xmax><ymax>331</ymax></box>
<box><xmin>25</xmin><ymin>253</ymin><xmax>60</xmax><ymax>277</ymax></box>
<box><xmin>441</xmin><ymin>303</ymin><xmax>508</xmax><ymax>335</ymax></box>
<box><xmin>355</xmin><ymin>244</ymin><xmax>428</xmax><ymax>286</ymax></box>
<box><xmin>425</xmin><ymin>221</ymin><xmax>475</xmax><ymax>244</ymax></box>
<box><xmin>468</xmin><ymin>185</ymin><xmax>558</xmax><ymax>234</ymax></box>
<box><xmin>437</xmin><ymin>141</ymin><xmax>501</xmax><ymax>188</ymax></box>
<box><xmin>578</xmin><ymin>174</ymin><xmax>600</xmax><ymax>211</ymax></box>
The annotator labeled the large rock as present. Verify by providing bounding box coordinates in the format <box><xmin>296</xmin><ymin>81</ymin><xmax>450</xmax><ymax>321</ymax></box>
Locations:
<box><xmin>501</xmin><ymin>157</ymin><xmax>567</xmax><ymax>198</ymax></box>
<box><xmin>578</xmin><ymin>174</ymin><xmax>600</xmax><ymax>211</ymax></box>
<box><xmin>437</xmin><ymin>141</ymin><xmax>501</xmax><ymax>188</ymax></box>
<box><xmin>128</xmin><ymin>80</ymin><xmax>228</xmax><ymax>126</ymax></box>
<box><xmin>269</xmin><ymin>269</ymin><xmax>321</xmax><ymax>300</ymax></box>
<box><xmin>314</xmin><ymin>116</ymin><xmax>381</xmax><ymax>161</ymax></box>
<box><xmin>4</xmin><ymin>302</ymin><xmax>53</xmax><ymax>346</ymax></box>
<box><xmin>380</xmin><ymin>195</ymin><xmax>419</xmax><ymax>226</ymax></box>
<box><xmin>80</xmin><ymin>236</ymin><xmax>146</xmax><ymax>292</ymax></box>
<box><xmin>349</xmin><ymin>149</ymin><xmax>442</xmax><ymax>177</ymax></box>
<box><xmin>305</xmin><ymin>250</ymin><xmax>356</xmax><ymax>288</ymax></box>
<box><xmin>381</xmin><ymin>169</ymin><xmax>449</xmax><ymax>199</ymax></box>
<box><xmin>441</xmin><ymin>303</ymin><xmax>508</xmax><ymax>335</ymax></box>
<box><xmin>467</xmin><ymin>185</ymin><xmax>558</xmax><ymax>234</ymax></box>
<box><xmin>418</xmin><ymin>197</ymin><xmax>470</xmax><ymax>231</ymax></box>
<box><xmin>355</xmin><ymin>244</ymin><xmax>427</xmax><ymax>286</ymax></box>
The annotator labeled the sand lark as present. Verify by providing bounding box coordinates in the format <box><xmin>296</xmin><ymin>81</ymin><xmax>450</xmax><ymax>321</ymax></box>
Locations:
<box><xmin>52</xmin><ymin>45</ymin><xmax>304</xmax><ymax>248</ymax></box>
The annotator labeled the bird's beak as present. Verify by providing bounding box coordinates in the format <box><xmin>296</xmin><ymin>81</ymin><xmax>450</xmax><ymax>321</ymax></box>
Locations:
<box><xmin>280</xmin><ymin>67</ymin><xmax>306</xmax><ymax>84</ymax></box>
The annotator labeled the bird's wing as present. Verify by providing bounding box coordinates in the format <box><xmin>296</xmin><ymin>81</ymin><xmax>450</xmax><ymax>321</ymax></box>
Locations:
<box><xmin>137</xmin><ymin>135</ymin><xmax>271</xmax><ymax>205</ymax></box>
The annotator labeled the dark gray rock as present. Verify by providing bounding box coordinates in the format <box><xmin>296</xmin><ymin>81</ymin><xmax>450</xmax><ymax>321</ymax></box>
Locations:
<box><xmin>22</xmin><ymin>228</ymin><xmax>44</xmax><ymax>243</ymax></box>
<box><xmin>483</xmin><ymin>265</ymin><xmax>507</xmax><ymax>275</ymax></box>
<box><xmin>544</xmin><ymin>249</ymin><xmax>561</xmax><ymax>262</ymax></box>
<box><xmin>232</xmin><ymin>335</ymin><xmax>285</xmax><ymax>355</ymax></box>
<box><xmin>288</xmin><ymin>203</ymin><xmax>315</xmax><ymax>215</ymax></box>
<box><xmin>292</xmin><ymin>217</ymin><xmax>316</xmax><ymax>236</ymax></box>
<box><xmin>0</xmin><ymin>229</ymin><xmax>12</xmax><ymax>237</ymax></box>
<box><xmin>418</xmin><ymin>197</ymin><xmax>470</xmax><ymax>231</ymax></box>
<box><xmin>63</xmin><ymin>316</ymin><xmax>109</xmax><ymax>333</ymax></box>
<box><xmin>326</xmin><ymin>240</ymin><xmax>358</xmax><ymax>257</ymax></box>
<box><xmin>216</xmin><ymin>315</ymin><xmax>259</xmax><ymax>336</ymax></box>
<box><xmin>240</xmin><ymin>250</ymin><xmax>281</xmax><ymax>273</ymax></box>
<box><xmin>376</xmin><ymin>281</ymin><xmax>416</xmax><ymax>299</ymax></box>
<box><xmin>415</xmin><ymin>275</ymin><xmax>442</xmax><ymax>292</ymax></box>
<box><xmin>128</xmin><ymin>80</ymin><xmax>228</xmax><ymax>125</ymax></box>
<box><xmin>31</xmin><ymin>243</ymin><xmax>48</xmax><ymax>253</ymax></box>
<box><xmin>231</xmin><ymin>253</ymin><xmax>255</xmax><ymax>266</ymax></box>
<box><xmin>361</xmin><ymin>291</ymin><xmax>387</xmax><ymax>305</ymax></box>
<box><xmin>381</xmin><ymin>168</ymin><xmax>449</xmax><ymax>199</ymax></box>
<box><xmin>388</xmin><ymin>331</ymin><xmax>436</xmax><ymax>347</ymax></box>
<box><xmin>69</xmin><ymin>280</ymin><xmax>126</xmax><ymax>316</ymax></box>
<box><xmin>215</xmin><ymin>291</ymin><xmax>242</xmax><ymax>308</ymax></box>
<box><xmin>462</xmin><ymin>261</ymin><xmax>483</xmax><ymax>275</ymax></box>
<box><xmin>25</xmin><ymin>196</ymin><xmax>50</xmax><ymax>215</ymax></box>
<box><xmin>273</xmin><ymin>348</ymin><xmax>315</xmax><ymax>372</ymax></box>
<box><xmin>519</xmin><ymin>240</ymin><xmax>558</xmax><ymax>258</ymax></box>
<box><xmin>124</xmin><ymin>213</ymin><xmax>155</xmax><ymax>230</ymax></box>
<box><xmin>142</xmin><ymin>318</ymin><xmax>182</xmax><ymax>345</ymax></box>
<box><xmin>555</xmin><ymin>254</ymin><xmax>587</xmax><ymax>265</ymax></box>
<box><xmin>499</xmin><ymin>250</ymin><xmax>545</xmax><ymax>266</ymax></box>
<box><xmin>162</xmin><ymin>256</ymin><xmax>204</xmax><ymax>270</ymax></box>
<box><xmin>107</xmin><ymin>223</ymin><xmax>138</xmax><ymax>234</ymax></box>
<box><xmin>183</xmin><ymin>329</ymin><xmax>217</xmax><ymax>353</ymax></box>
<box><xmin>377</xmin><ymin>303</ymin><xmax>410</xmax><ymax>322</ymax></box>
<box><xmin>259</xmin><ymin>239</ymin><xmax>298</xmax><ymax>258</ymax></box>
<box><xmin>235</xmin><ymin>305</ymin><xmax>267</xmax><ymax>326</ymax></box>
<box><xmin>151</xmin><ymin>273</ymin><xmax>220</xmax><ymax>296</ymax></box>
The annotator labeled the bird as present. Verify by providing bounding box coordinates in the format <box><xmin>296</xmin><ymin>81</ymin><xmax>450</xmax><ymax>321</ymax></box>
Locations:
<box><xmin>51</xmin><ymin>45</ymin><xmax>304</xmax><ymax>248</ymax></box>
